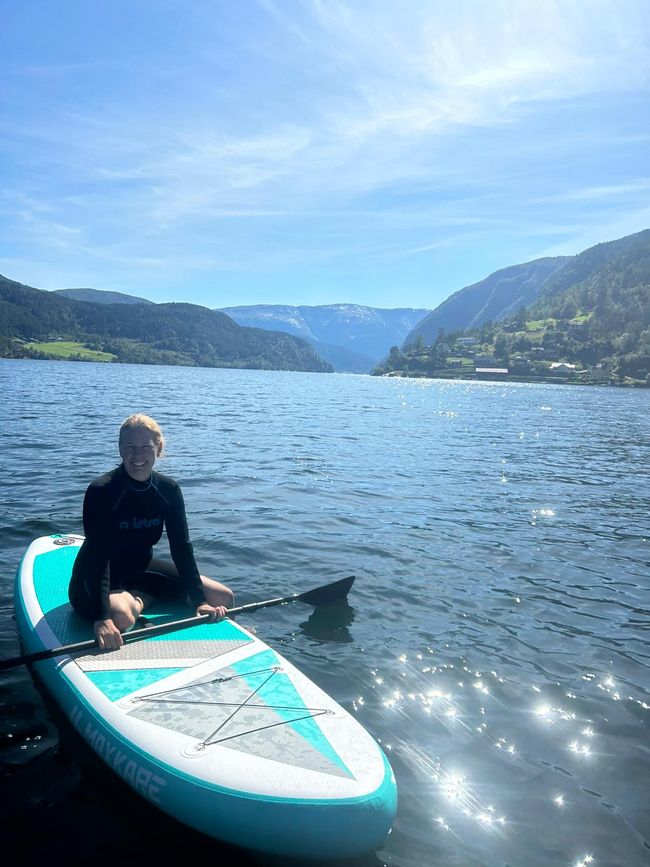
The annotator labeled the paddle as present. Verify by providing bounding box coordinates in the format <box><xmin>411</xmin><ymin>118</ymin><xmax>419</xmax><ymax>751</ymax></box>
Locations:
<box><xmin>0</xmin><ymin>575</ymin><xmax>355</xmax><ymax>672</ymax></box>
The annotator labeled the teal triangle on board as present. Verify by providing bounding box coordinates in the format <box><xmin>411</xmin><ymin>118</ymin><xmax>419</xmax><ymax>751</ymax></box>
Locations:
<box><xmin>232</xmin><ymin>650</ymin><xmax>352</xmax><ymax>777</ymax></box>
<box><xmin>86</xmin><ymin>667</ymin><xmax>185</xmax><ymax>701</ymax></box>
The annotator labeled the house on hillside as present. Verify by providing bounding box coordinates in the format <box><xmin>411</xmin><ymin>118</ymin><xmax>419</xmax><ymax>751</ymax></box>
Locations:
<box><xmin>549</xmin><ymin>362</ymin><xmax>577</xmax><ymax>373</ymax></box>
<box><xmin>455</xmin><ymin>337</ymin><xmax>478</xmax><ymax>347</ymax></box>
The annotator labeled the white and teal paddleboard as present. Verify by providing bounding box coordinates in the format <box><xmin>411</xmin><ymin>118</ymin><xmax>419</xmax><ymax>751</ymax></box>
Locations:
<box><xmin>15</xmin><ymin>534</ymin><xmax>397</xmax><ymax>860</ymax></box>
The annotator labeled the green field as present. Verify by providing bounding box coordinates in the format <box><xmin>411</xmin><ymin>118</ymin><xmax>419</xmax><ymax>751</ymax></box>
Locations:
<box><xmin>24</xmin><ymin>341</ymin><xmax>117</xmax><ymax>362</ymax></box>
<box><xmin>525</xmin><ymin>318</ymin><xmax>554</xmax><ymax>332</ymax></box>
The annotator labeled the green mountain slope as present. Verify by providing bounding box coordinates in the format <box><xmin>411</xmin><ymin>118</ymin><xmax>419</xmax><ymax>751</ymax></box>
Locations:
<box><xmin>376</xmin><ymin>228</ymin><xmax>650</xmax><ymax>386</ymax></box>
<box><xmin>0</xmin><ymin>276</ymin><xmax>332</xmax><ymax>372</ymax></box>
<box><xmin>404</xmin><ymin>257</ymin><xmax>569</xmax><ymax>346</ymax></box>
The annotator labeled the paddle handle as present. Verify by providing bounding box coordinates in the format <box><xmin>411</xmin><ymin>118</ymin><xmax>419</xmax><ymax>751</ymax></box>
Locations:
<box><xmin>109</xmin><ymin>594</ymin><xmax>297</xmax><ymax>644</ymax></box>
<box><xmin>0</xmin><ymin>595</ymin><xmax>296</xmax><ymax>671</ymax></box>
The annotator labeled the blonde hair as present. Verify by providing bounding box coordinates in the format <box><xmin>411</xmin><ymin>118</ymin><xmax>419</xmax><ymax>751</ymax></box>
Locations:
<box><xmin>119</xmin><ymin>414</ymin><xmax>165</xmax><ymax>456</ymax></box>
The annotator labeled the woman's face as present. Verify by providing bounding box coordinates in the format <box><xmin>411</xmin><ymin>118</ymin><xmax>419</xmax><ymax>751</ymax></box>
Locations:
<box><xmin>119</xmin><ymin>426</ymin><xmax>159</xmax><ymax>481</ymax></box>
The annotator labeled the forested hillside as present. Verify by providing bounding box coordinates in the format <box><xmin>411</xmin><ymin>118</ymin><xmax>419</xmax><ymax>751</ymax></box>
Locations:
<box><xmin>0</xmin><ymin>276</ymin><xmax>332</xmax><ymax>372</ymax></box>
<box><xmin>404</xmin><ymin>257</ymin><xmax>569</xmax><ymax>346</ymax></box>
<box><xmin>375</xmin><ymin>229</ymin><xmax>650</xmax><ymax>386</ymax></box>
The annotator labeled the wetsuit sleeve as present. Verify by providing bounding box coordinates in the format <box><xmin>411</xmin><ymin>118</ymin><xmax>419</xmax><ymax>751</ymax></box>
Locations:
<box><xmin>80</xmin><ymin>483</ymin><xmax>112</xmax><ymax>621</ymax></box>
<box><xmin>164</xmin><ymin>482</ymin><xmax>206</xmax><ymax>608</ymax></box>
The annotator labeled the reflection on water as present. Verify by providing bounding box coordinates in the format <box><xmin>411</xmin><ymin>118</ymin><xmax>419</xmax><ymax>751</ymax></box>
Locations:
<box><xmin>299</xmin><ymin>600</ymin><xmax>355</xmax><ymax>643</ymax></box>
<box><xmin>347</xmin><ymin>627</ymin><xmax>649</xmax><ymax>867</ymax></box>
<box><xmin>1</xmin><ymin>361</ymin><xmax>649</xmax><ymax>867</ymax></box>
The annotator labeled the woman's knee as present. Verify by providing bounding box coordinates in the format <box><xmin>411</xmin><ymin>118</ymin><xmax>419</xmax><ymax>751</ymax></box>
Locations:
<box><xmin>110</xmin><ymin>592</ymin><xmax>139</xmax><ymax>631</ymax></box>
<box><xmin>201</xmin><ymin>577</ymin><xmax>234</xmax><ymax>608</ymax></box>
<box><xmin>214</xmin><ymin>586</ymin><xmax>234</xmax><ymax>608</ymax></box>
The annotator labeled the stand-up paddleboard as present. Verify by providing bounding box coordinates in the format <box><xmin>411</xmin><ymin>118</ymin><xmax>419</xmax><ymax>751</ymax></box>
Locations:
<box><xmin>15</xmin><ymin>535</ymin><xmax>397</xmax><ymax>860</ymax></box>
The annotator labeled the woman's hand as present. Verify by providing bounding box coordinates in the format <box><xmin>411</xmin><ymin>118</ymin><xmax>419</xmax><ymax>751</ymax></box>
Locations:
<box><xmin>93</xmin><ymin>618</ymin><xmax>123</xmax><ymax>651</ymax></box>
<box><xmin>196</xmin><ymin>602</ymin><xmax>228</xmax><ymax>623</ymax></box>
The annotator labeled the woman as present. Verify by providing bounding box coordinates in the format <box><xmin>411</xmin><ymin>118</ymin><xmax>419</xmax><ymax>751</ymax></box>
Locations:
<box><xmin>69</xmin><ymin>413</ymin><xmax>233</xmax><ymax>651</ymax></box>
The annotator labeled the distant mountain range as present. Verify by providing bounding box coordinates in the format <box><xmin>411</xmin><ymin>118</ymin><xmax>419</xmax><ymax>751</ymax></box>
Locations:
<box><xmin>44</xmin><ymin>292</ymin><xmax>431</xmax><ymax>373</ymax></box>
<box><xmin>2</xmin><ymin>227</ymin><xmax>647</xmax><ymax>379</ymax></box>
<box><xmin>218</xmin><ymin>305</ymin><xmax>430</xmax><ymax>372</ymax></box>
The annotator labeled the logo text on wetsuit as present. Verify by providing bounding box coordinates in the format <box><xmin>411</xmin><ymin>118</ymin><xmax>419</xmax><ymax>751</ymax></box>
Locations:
<box><xmin>119</xmin><ymin>517</ymin><xmax>162</xmax><ymax>530</ymax></box>
<box><xmin>70</xmin><ymin>705</ymin><xmax>166</xmax><ymax>804</ymax></box>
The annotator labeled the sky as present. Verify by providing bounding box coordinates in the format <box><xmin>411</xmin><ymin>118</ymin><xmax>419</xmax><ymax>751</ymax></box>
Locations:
<box><xmin>1</xmin><ymin>0</ymin><xmax>649</xmax><ymax>311</ymax></box>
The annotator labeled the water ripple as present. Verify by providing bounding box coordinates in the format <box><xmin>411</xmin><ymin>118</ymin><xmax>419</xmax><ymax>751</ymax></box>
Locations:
<box><xmin>1</xmin><ymin>361</ymin><xmax>649</xmax><ymax>867</ymax></box>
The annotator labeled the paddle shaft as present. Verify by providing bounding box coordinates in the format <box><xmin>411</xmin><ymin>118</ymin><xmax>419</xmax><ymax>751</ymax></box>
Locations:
<box><xmin>0</xmin><ymin>576</ymin><xmax>354</xmax><ymax>672</ymax></box>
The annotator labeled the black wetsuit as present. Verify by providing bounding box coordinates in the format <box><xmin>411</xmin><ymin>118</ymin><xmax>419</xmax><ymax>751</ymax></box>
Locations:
<box><xmin>69</xmin><ymin>464</ymin><xmax>206</xmax><ymax>621</ymax></box>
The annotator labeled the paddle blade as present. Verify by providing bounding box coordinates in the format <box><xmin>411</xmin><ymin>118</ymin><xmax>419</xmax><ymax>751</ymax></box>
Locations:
<box><xmin>297</xmin><ymin>575</ymin><xmax>355</xmax><ymax>607</ymax></box>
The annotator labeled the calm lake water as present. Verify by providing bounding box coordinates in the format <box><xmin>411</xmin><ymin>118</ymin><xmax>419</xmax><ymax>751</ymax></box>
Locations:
<box><xmin>1</xmin><ymin>358</ymin><xmax>648</xmax><ymax>867</ymax></box>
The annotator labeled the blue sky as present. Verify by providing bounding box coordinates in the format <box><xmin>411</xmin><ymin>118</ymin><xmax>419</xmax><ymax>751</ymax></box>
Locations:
<box><xmin>1</xmin><ymin>0</ymin><xmax>649</xmax><ymax>310</ymax></box>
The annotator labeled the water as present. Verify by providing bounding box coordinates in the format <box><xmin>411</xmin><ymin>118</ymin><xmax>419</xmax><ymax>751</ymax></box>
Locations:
<box><xmin>1</xmin><ymin>359</ymin><xmax>648</xmax><ymax>867</ymax></box>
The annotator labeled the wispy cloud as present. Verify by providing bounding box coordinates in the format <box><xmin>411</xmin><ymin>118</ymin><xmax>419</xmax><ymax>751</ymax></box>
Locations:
<box><xmin>1</xmin><ymin>1</ymin><xmax>649</xmax><ymax>304</ymax></box>
<box><xmin>534</xmin><ymin>204</ymin><xmax>650</xmax><ymax>258</ymax></box>
<box><xmin>532</xmin><ymin>180</ymin><xmax>650</xmax><ymax>203</ymax></box>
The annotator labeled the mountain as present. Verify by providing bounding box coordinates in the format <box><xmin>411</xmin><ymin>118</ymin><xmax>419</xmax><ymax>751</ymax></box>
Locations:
<box><xmin>218</xmin><ymin>304</ymin><xmax>430</xmax><ymax>372</ymax></box>
<box><xmin>404</xmin><ymin>257</ymin><xmax>570</xmax><ymax>347</ymax></box>
<box><xmin>375</xmin><ymin>228</ymin><xmax>650</xmax><ymax>386</ymax></box>
<box><xmin>53</xmin><ymin>287</ymin><xmax>155</xmax><ymax>305</ymax></box>
<box><xmin>0</xmin><ymin>275</ymin><xmax>332</xmax><ymax>372</ymax></box>
<box><xmin>525</xmin><ymin>228</ymin><xmax>650</xmax><ymax>304</ymax></box>
<box><xmin>301</xmin><ymin>341</ymin><xmax>375</xmax><ymax>375</ymax></box>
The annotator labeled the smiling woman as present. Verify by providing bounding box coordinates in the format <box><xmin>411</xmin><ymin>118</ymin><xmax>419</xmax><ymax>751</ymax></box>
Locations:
<box><xmin>67</xmin><ymin>413</ymin><xmax>234</xmax><ymax>651</ymax></box>
<box><xmin>119</xmin><ymin>413</ymin><xmax>164</xmax><ymax>481</ymax></box>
